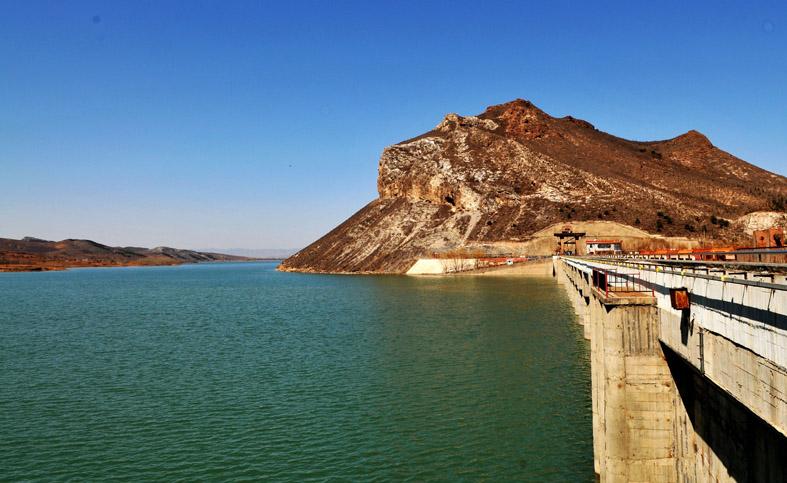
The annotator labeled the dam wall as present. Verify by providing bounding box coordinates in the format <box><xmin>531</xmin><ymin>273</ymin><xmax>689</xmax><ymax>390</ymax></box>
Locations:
<box><xmin>555</xmin><ymin>257</ymin><xmax>787</xmax><ymax>482</ymax></box>
<box><xmin>406</xmin><ymin>258</ymin><xmax>552</xmax><ymax>276</ymax></box>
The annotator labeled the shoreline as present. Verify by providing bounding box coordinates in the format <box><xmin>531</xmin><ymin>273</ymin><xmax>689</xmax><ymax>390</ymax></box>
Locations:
<box><xmin>452</xmin><ymin>259</ymin><xmax>552</xmax><ymax>276</ymax></box>
<box><xmin>0</xmin><ymin>259</ymin><xmax>278</xmax><ymax>273</ymax></box>
<box><xmin>277</xmin><ymin>259</ymin><xmax>554</xmax><ymax>277</ymax></box>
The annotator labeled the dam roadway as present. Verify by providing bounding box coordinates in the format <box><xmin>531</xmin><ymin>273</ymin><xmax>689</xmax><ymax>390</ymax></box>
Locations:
<box><xmin>554</xmin><ymin>255</ymin><xmax>787</xmax><ymax>482</ymax></box>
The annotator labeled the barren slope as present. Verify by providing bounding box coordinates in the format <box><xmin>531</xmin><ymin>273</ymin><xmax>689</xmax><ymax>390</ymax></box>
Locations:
<box><xmin>281</xmin><ymin>99</ymin><xmax>787</xmax><ymax>273</ymax></box>
<box><xmin>0</xmin><ymin>237</ymin><xmax>248</xmax><ymax>271</ymax></box>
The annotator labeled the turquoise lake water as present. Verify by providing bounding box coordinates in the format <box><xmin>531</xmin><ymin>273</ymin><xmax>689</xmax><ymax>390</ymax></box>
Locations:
<box><xmin>0</xmin><ymin>262</ymin><xmax>592</xmax><ymax>481</ymax></box>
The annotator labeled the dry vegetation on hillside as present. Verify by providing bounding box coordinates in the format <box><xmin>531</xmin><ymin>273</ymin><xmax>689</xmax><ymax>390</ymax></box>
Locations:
<box><xmin>281</xmin><ymin>100</ymin><xmax>787</xmax><ymax>273</ymax></box>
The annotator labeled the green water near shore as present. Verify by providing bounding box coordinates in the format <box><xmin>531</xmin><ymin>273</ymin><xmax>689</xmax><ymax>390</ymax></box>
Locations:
<box><xmin>0</xmin><ymin>262</ymin><xmax>592</xmax><ymax>481</ymax></box>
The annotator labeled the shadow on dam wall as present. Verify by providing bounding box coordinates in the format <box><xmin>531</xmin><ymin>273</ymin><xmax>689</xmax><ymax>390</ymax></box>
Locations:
<box><xmin>663</xmin><ymin>344</ymin><xmax>787</xmax><ymax>483</ymax></box>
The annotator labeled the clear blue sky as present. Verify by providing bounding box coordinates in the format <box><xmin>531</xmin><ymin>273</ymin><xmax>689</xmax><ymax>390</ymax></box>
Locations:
<box><xmin>1</xmin><ymin>1</ymin><xmax>785</xmax><ymax>249</ymax></box>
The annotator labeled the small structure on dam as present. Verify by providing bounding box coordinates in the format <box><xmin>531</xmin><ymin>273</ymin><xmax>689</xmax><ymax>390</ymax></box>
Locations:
<box><xmin>585</xmin><ymin>239</ymin><xmax>623</xmax><ymax>256</ymax></box>
<box><xmin>554</xmin><ymin>252</ymin><xmax>787</xmax><ymax>482</ymax></box>
<box><xmin>554</xmin><ymin>225</ymin><xmax>586</xmax><ymax>255</ymax></box>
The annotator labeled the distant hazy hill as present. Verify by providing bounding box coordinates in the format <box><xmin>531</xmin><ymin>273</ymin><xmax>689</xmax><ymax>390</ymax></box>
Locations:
<box><xmin>197</xmin><ymin>248</ymin><xmax>298</xmax><ymax>259</ymax></box>
<box><xmin>281</xmin><ymin>99</ymin><xmax>787</xmax><ymax>273</ymax></box>
<box><xmin>0</xmin><ymin>237</ymin><xmax>250</xmax><ymax>271</ymax></box>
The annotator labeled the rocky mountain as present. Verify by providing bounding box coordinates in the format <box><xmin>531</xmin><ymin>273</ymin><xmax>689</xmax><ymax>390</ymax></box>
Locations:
<box><xmin>0</xmin><ymin>237</ymin><xmax>249</xmax><ymax>271</ymax></box>
<box><xmin>280</xmin><ymin>99</ymin><xmax>787</xmax><ymax>274</ymax></box>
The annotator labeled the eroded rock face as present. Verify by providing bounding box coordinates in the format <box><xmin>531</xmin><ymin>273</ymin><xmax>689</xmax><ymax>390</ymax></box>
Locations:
<box><xmin>737</xmin><ymin>211</ymin><xmax>787</xmax><ymax>235</ymax></box>
<box><xmin>281</xmin><ymin>99</ymin><xmax>787</xmax><ymax>273</ymax></box>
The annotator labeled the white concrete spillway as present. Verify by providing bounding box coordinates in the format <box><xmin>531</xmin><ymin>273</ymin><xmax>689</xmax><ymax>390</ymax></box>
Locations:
<box><xmin>554</xmin><ymin>256</ymin><xmax>787</xmax><ymax>482</ymax></box>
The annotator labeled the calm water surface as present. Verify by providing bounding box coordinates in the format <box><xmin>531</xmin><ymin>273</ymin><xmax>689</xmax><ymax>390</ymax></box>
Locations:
<box><xmin>1</xmin><ymin>262</ymin><xmax>592</xmax><ymax>481</ymax></box>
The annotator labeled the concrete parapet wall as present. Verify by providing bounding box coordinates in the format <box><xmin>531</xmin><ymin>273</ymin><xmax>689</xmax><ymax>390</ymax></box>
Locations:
<box><xmin>565</xmin><ymin>258</ymin><xmax>787</xmax><ymax>370</ymax></box>
<box><xmin>562</xmin><ymin>257</ymin><xmax>787</xmax><ymax>436</ymax></box>
<box><xmin>667</xmin><ymin>346</ymin><xmax>787</xmax><ymax>483</ymax></box>
<box><xmin>555</xmin><ymin>257</ymin><xmax>787</xmax><ymax>482</ymax></box>
<box><xmin>406</xmin><ymin>258</ymin><xmax>478</xmax><ymax>274</ymax></box>
<box><xmin>659</xmin><ymin>308</ymin><xmax>787</xmax><ymax>437</ymax></box>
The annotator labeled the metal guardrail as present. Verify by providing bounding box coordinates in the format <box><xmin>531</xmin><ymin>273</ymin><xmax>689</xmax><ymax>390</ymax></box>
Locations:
<box><xmin>564</xmin><ymin>257</ymin><xmax>787</xmax><ymax>292</ymax></box>
<box><xmin>628</xmin><ymin>248</ymin><xmax>787</xmax><ymax>256</ymax></box>
<box><xmin>617</xmin><ymin>258</ymin><xmax>787</xmax><ymax>270</ymax></box>
<box><xmin>583</xmin><ymin>255</ymin><xmax>787</xmax><ymax>274</ymax></box>
<box><xmin>590</xmin><ymin>267</ymin><xmax>654</xmax><ymax>298</ymax></box>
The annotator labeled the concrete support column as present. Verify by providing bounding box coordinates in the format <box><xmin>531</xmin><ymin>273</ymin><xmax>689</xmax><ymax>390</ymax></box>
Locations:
<box><xmin>589</xmin><ymin>295</ymin><xmax>605</xmax><ymax>478</ymax></box>
<box><xmin>555</xmin><ymin>262</ymin><xmax>591</xmax><ymax>340</ymax></box>
<box><xmin>557</xmin><ymin>258</ymin><xmax>787</xmax><ymax>482</ymax></box>
<box><xmin>592</xmin><ymin>299</ymin><xmax>677</xmax><ymax>482</ymax></box>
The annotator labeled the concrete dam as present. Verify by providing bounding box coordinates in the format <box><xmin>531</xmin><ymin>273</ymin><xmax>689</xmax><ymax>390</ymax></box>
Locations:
<box><xmin>554</xmin><ymin>255</ymin><xmax>787</xmax><ymax>482</ymax></box>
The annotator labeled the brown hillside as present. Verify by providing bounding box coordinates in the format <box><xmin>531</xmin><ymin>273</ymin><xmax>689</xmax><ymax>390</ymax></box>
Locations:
<box><xmin>281</xmin><ymin>99</ymin><xmax>787</xmax><ymax>273</ymax></box>
<box><xmin>0</xmin><ymin>237</ymin><xmax>248</xmax><ymax>272</ymax></box>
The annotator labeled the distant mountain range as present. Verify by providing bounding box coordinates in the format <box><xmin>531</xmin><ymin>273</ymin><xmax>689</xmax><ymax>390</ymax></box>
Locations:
<box><xmin>0</xmin><ymin>237</ymin><xmax>252</xmax><ymax>272</ymax></box>
<box><xmin>196</xmin><ymin>248</ymin><xmax>298</xmax><ymax>259</ymax></box>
